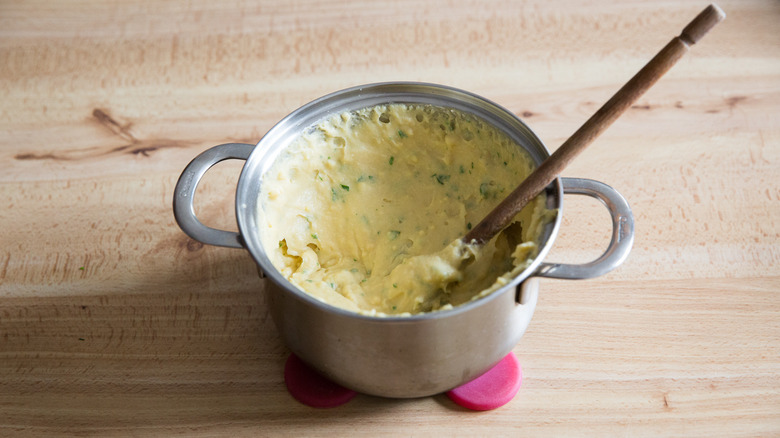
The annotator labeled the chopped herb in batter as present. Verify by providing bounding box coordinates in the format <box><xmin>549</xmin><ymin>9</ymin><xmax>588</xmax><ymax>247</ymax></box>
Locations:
<box><xmin>479</xmin><ymin>183</ymin><xmax>490</xmax><ymax>198</ymax></box>
<box><xmin>433</xmin><ymin>174</ymin><xmax>450</xmax><ymax>185</ymax></box>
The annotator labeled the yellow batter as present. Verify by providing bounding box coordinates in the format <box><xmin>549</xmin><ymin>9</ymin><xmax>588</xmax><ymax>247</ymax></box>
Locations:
<box><xmin>257</xmin><ymin>103</ymin><xmax>553</xmax><ymax>316</ymax></box>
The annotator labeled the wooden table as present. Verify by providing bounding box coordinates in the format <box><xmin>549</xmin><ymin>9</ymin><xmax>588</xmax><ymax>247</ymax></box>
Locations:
<box><xmin>2</xmin><ymin>0</ymin><xmax>778</xmax><ymax>436</ymax></box>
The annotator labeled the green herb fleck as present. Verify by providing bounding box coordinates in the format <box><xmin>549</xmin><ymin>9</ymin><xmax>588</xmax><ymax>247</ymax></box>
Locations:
<box><xmin>388</xmin><ymin>230</ymin><xmax>401</xmax><ymax>240</ymax></box>
<box><xmin>311</xmin><ymin>233</ymin><xmax>318</xmax><ymax>240</ymax></box>
<box><xmin>341</xmin><ymin>184</ymin><xmax>350</xmax><ymax>191</ymax></box>
<box><xmin>78</xmin><ymin>266</ymin><xmax>85</xmax><ymax>271</ymax></box>
<box><xmin>392</xmin><ymin>306</ymin><xmax>397</xmax><ymax>310</ymax></box>
<box><xmin>503</xmin><ymin>161</ymin><xmax>508</xmax><ymax>166</ymax></box>
<box><xmin>393</xmin><ymin>283</ymin><xmax>398</xmax><ymax>288</ymax></box>
<box><xmin>397</xmin><ymin>130</ymin><xmax>407</xmax><ymax>139</ymax></box>
<box><xmin>331</xmin><ymin>187</ymin><xmax>339</xmax><ymax>201</ymax></box>
<box><xmin>459</xmin><ymin>165</ymin><xmax>465</xmax><ymax>174</ymax></box>
<box><xmin>467</xmin><ymin>222</ymin><xmax>472</xmax><ymax>230</ymax></box>
<box><xmin>78</xmin><ymin>337</ymin><xmax>85</xmax><ymax>341</ymax></box>
<box><xmin>389</xmin><ymin>156</ymin><xmax>395</xmax><ymax>165</ymax></box>
<box><xmin>433</xmin><ymin>174</ymin><xmax>450</xmax><ymax>185</ymax></box>
<box><xmin>480</xmin><ymin>183</ymin><xmax>490</xmax><ymax>198</ymax></box>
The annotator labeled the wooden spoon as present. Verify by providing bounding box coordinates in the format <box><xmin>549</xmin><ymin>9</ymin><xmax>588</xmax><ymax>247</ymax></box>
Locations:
<box><xmin>464</xmin><ymin>4</ymin><xmax>726</xmax><ymax>245</ymax></box>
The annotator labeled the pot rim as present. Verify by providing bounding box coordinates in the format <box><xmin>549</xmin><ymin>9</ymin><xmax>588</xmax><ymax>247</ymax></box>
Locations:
<box><xmin>235</xmin><ymin>81</ymin><xmax>564</xmax><ymax>322</ymax></box>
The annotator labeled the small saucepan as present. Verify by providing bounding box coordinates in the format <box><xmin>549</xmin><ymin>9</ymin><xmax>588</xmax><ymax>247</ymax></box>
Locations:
<box><xmin>173</xmin><ymin>82</ymin><xmax>634</xmax><ymax>398</ymax></box>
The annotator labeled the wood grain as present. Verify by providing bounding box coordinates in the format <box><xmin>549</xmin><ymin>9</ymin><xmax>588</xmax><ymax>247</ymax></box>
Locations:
<box><xmin>1</xmin><ymin>0</ymin><xmax>779</xmax><ymax>436</ymax></box>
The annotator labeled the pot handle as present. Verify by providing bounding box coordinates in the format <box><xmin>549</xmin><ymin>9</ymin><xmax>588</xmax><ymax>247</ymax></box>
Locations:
<box><xmin>173</xmin><ymin>143</ymin><xmax>255</xmax><ymax>249</ymax></box>
<box><xmin>534</xmin><ymin>177</ymin><xmax>634</xmax><ymax>280</ymax></box>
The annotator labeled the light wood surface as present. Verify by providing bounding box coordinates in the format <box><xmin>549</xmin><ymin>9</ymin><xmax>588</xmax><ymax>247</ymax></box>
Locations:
<box><xmin>1</xmin><ymin>0</ymin><xmax>778</xmax><ymax>436</ymax></box>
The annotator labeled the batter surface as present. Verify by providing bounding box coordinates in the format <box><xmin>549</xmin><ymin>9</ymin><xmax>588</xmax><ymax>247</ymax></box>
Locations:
<box><xmin>257</xmin><ymin>103</ymin><xmax>553</xmax><ymax>315</ymax></box>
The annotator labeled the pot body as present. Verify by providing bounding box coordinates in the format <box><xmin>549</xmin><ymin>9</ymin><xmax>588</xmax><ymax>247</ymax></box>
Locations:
<box><xmin>266</xmin><ymin>273</ymin><xmax>540</xmax><ymax>397</ymax></box>
<box><xmin>173</xmin><ymin>82</ymin><xmax>635</xmax><ymax>397</ymax></box>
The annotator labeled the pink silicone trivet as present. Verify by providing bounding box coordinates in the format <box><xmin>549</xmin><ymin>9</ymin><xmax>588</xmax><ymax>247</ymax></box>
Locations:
<box><xmin>284</xmin><ymin>353</ymin><xmax>357</xmax><ymax>408</ymax></box>
<box><xmin>446</xmin><ymin>352</ymin><xmax>522</xmax><ymax>411</ymax></box>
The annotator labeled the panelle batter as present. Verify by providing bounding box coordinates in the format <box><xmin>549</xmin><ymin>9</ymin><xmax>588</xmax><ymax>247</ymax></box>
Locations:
<box><xmin>257</xmin><ymin>104</ymin><xmax>553</xmax><ymax>316</ymax></box>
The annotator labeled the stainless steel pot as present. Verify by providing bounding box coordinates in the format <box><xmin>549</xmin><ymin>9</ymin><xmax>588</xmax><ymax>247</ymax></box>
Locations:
<box><xmin>173</xmin><ymin>82</ymin><xmax>634</xmax><ymax>398</ymax></box>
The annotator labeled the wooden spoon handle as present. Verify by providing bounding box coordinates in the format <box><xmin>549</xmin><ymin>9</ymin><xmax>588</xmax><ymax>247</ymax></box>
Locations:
<box><xmin>464</xmin><ymin>4</ymin><xmax>725</xmax><ymax>245</ymax></box>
